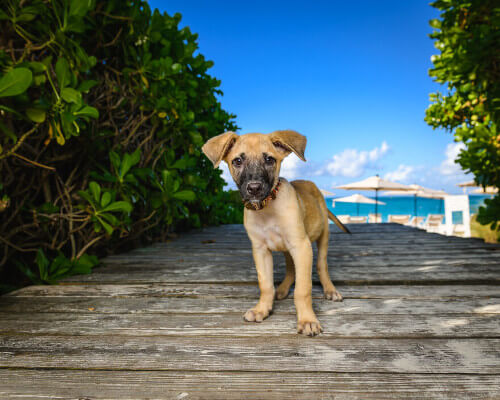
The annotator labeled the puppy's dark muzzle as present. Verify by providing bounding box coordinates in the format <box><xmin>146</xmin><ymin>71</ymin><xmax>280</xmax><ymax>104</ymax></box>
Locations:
<box><xmin>246</xmin><ymin>181</ymin><xmax>263</xmax><ymax>197</ymax></box>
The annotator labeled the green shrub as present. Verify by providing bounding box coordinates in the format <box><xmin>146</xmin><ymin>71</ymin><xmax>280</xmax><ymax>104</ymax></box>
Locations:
<box><xmin>471</xmin><ymin>214</ymin><xmax>499</xmax><ymax>243</ymax></box>
<box><xmin>0</xmin><ymin>0</ymin><xmax>242</xmax><ymax>290</ymax></box>
<box><xmin>426</xmin><ymin>0</ymin><xmax>500</xmax><ymax>234</ymax></box>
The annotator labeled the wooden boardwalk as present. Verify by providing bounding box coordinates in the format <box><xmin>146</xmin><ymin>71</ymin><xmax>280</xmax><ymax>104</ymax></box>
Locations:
<box><xmin>1</xmin><ymin>223</ymin><xmax>500</xmax><ymax>399</ymax></box>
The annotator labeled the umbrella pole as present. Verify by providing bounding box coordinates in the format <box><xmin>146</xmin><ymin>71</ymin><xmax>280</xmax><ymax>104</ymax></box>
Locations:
<box><xmin>357</xmin><ymin>202</ymin><xmax>359</xmax><ymax>216</ymax></box>
<box><xmin>414</xmin><ymin>194</ymin><xmax>417</xmax><ymax>217</ymax></box>
<box><xmin>375</xmin><ymin>189</ymin><xmax>378</xmax><ymax>222</ymax></box>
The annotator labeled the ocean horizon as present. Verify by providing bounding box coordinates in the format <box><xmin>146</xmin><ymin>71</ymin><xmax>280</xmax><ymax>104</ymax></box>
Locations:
<box><xmin>327</xmin><ymin>194</ymin><xmax>492</xmax><ymax>223</ymax></box>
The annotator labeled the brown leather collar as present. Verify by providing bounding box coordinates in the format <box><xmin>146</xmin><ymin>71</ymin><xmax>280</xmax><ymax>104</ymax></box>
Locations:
<box><xmin>243</xmin><ymin>179</ymin><xmax>282</xmax><ymax>211</ymax></box>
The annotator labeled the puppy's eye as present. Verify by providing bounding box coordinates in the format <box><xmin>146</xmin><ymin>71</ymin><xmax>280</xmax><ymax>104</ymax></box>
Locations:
<box><xmin>264</xmin><ymin>155</ymin><xmax>275</xmax><ymax>165</ymax></box>
<box><xmin>232</xmin><ymin>157</ymin><xmax>242</xmax><ymax>167</ymax></box>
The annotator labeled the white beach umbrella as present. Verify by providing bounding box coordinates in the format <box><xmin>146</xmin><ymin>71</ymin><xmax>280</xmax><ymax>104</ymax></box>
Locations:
<box><xmin>384</xmin><ymin>184</ymin><xmax>447</xmax><ymax>216</ymax></box>
<box><xmin>457</xmin><ymin>180</ymin><xmax>477</xmax><ymax>193</ymax></box>
<box><xmin>319</xmin><ymin>189</ymin><xmax>335</xmax><ymax>197</ymax></box>
<box><xmin>336</xmin><ymin>175</ymin><xmax>412</xmax><ymax>217</ymax></box>
<box><xmin>471</xmin><ymin>186</ymin><xmax>498</xmax><ymax>194</ymax></box>
<box><xmin>333</xmin><ymin>193</ymin><xmax>386</xmax><ymax>216</ymax></box>
<box><xmin>457</xmin><ymin>180</ymin><xmax>476</xmax><ymax>187</ymax></box>
<box><xmin>457</xmin><ymin>180</ymin><xmax>498</xmax><ymax>194</ymax></box>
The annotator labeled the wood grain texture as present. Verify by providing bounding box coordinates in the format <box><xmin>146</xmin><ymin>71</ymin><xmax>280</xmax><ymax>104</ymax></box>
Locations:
<box><xmin>0</xmin><ymin>311</ymin><xmax>499</xmax><ymax>338</ymax></box>
<box><xmin>1</xmin><ymin>223</ymin><xmax>499</xmax><ymax>398</ymax></box>
<box><xmin>1</xmin><ymin>335</ymin><xmax>499</xmax><ymax>373</ymax></box>
<box><xmin>8</xmin><ymin>283</ymin><xmax>500</xmax><ymax>299</ymax></box>
<box><xmin>2</xmin><ymin>296</ymin><xmax>499</xmax><ymax>315</ymax></box>
<box><xmin>0</xmin><ymin>370</ymin><xmax>499</xmax><ymax>400</ymax></box>
<box><xmin>60</xmin><ymin>262</ymin><xmax>500</xmax><ymax>284</ymax></box>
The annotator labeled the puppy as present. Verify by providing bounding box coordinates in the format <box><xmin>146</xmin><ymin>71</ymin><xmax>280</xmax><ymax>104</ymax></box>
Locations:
<box><xmin>202</xmin><ymin>130</ymin><xmax>349</xmax><ymax>336</ymax></box>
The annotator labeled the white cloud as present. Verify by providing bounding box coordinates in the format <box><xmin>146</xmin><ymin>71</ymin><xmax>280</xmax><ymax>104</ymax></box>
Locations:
<box><xmin>384</xmin><ymin>164</ymin><xmax>415</xmax><ymax>183</ymax></box>
<box><xmin>440</xmin><ymin>142</ymin><xmax>465</xmax><ymax>176</ymax></box>
<box><xmin>218</xmin><ymin>162</ymin><xmax>237</xmax><ymax>190</ymax></box>
<box><xmin>280</xmin><ymin>153</ymin><xmax>303</xmax><ymax>180</ymax></box>
<box><xmin>322</xmin><ymin>141</ymin><xmax>390</xmax><ymax>178</ymax></box>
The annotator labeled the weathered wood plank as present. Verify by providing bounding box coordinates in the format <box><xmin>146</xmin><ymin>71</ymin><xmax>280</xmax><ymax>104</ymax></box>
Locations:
<box><xmin>0</xmin><ymin>370</ymin><xmax>498</xmax><ymax>400</ymax></box>
<box><xmin>103</xmin><ymin>252</ymin><xmax>500</xmax><ymax>265</ymax></box>
<box><xmin>161</xmin><ymin>227</ymin><xmax>493</xmax><ymax>239</ymax></box>
<box><xmin>1</xmin><ymin>296</ymin><xmax>499</xmax><ymax>315</ymax></box>
<box><xmin>0</xmin><ymin>335</ymin><xmax>498</xmax><ymax>373</ymax></box>
<box><xmin>149</xmin><ymin>240</ymin><xmax>498</xmax><ymax>251</ymax></box>
<box><xmin>61</xmin><ymin>262</ymin><xmax>500</xmax><ymax>284</ymax></box>
<box><xmin>8</xmin><ymin>284</ymin><xmax>500</xmax><ymax>299</ymax></box>
<box><xmin>150</xmin><ymin>229</ymin><xmax>494</xmax><ymax>238</ymax></box>
<box><xmin>0</xmin><ymin>312</ymin><xmax>498</xmax><ymax>338</ymax></box>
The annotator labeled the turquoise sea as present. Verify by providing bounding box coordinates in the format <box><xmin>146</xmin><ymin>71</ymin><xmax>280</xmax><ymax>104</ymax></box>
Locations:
<box><xmin>327</xmin><ymin>194</ymin><xmax>492</xmax><ymax>223</ymax></box>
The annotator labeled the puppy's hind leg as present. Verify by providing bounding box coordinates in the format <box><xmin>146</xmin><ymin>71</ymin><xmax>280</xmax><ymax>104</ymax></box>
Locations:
<box><xmin>276</xmin><ymin>252</ymin><xmax>295</xmax><ymax>300</ymax></box>
<box><xmin>317</xmin><ymin>229</ymin><xmax>343</xmax><ymax>301</ymax></box>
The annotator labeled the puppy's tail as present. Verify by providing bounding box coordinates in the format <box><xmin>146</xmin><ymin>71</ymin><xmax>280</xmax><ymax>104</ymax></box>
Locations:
<box><xmin>327</xmin><ymin>210</ymin><xmax>351</xmax><ymax>234</ymax></box>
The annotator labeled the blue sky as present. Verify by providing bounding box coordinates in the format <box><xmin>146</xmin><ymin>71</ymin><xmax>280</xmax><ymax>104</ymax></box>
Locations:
<box><xmin>150</xmin><ymin>0</ymin><xmax>471</xmax><ymax>194</ymax></box>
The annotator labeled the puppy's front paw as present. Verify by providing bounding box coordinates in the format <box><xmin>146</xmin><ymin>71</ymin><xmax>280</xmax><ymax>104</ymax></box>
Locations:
<box><xmin>297</xmin><ymin>319</ymin><xmax>322</xmax><ymax>336</ymax></box>
<box><xmin>324</xmin><ymin>288</ymin><xmax>343</xmax><ymax>302</ymax></box>
<box><xmin>243</xmin><ymin>307</ymin><xmax>271</xmax><ymax>323</ymax></box>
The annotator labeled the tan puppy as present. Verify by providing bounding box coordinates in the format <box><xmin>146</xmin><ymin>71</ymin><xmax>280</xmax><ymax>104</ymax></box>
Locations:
<box><xmin>202</xmin><ymin>130</ymin><xmax>349</xmax><ymax>336</ymax></box>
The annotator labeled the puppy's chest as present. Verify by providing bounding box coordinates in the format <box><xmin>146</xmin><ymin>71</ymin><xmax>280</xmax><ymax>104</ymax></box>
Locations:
<box><xmin>248</xmin><ymin>218</ymin><xmax>288</xmax><ymax>252</ymax></box>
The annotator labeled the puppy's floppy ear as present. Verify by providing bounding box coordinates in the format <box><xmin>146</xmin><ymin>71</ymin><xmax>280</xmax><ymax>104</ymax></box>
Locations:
<box><xmin>202</xmin><ymin>131</ymin><xmax>239</xmax><ymax>168</ymax></box>
<box><xmin>269</xmin><ymin>130</ymin><xmax>307</xmax><ymax>161</ymax></box>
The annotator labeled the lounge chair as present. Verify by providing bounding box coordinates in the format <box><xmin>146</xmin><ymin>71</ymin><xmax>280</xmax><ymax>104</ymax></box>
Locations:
<box><xmin>368</xmin><ymin>213</ymin><xmax>381</xmax><ymax>223</ymax></box>
<box><xmin>452</xmin><ymin>224</ymin><xmax>466</xmax><ymax>236</ymax></box>
<box><xmin>425</xmin><ymin>214</ymin><xmax>444</xmax><ymax>233</ymax></box>
<box><xmin>406</xmin><ymin>216</ymin><xmax>424</xmax><ymax>228</ymax></box>
<box><xmin>336</xmin><ymin>215</ymin><xmax>351</xmax><ymax>224</ymax></box>
<box><xmin>349</xmin><ymin>216</ymin><xmax>367</xmax><ymax>223</ymax></box>
<box><xmin>388</xmin><ymin>215</ymin><xmax>411</xmax><ymax>224</ymax></box>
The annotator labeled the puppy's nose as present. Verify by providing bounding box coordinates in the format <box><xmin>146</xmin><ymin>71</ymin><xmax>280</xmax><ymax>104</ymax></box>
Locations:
<box><xmin>247</xmin><ymin>182</ymin><xmax>262</xmax><ymax>196</ymax></box>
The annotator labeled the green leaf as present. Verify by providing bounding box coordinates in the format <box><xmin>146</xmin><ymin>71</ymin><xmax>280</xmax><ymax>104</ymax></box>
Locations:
<box><xmin>189</xmin><ymin>130</ymin><xmax>203</xmax><ymax>145</ymax></box>
<box><xmin>70</xmin><ymin>263</ymin><xmax>92</xmax><ymax>275</ymax></box>
<box><xmin>16</xmin><ymin>5</ymin><xmax>40</xmax><ymax>21</ymax></box>
<box><xmin>75</xmin><ymin>254</ymin><xmax>99</xmax><ymax>269</ymax></box>
<box><xmin>28</xmin><ymin>61</ymin><xmax>47</xmax><ymax>74</ymax></box>
<box><xmin>172</xmin><ymin>63</ymin><xmax>182</xmax><ymax>73</ymax></box>
<box><xmin>60</xmin><ymin>111</ymin><xmax>77</xmax><ymax>137</ymax></box>
<box><xmin>101</xmin><ymin>191</ymin><xmax>111</xmax><ymax>208</ymax></box>
<box><xmin>102</xmin><ymin>201</ymin><xmax>132</xmax><ymax>213</ymax></box>
<box><xmin>130</xmin><ymin>149</ymin><xmax>141</xmax><ymax>166</ymax></box>
<box><xmin>16</xmin><ymin>261</ymin><xmax>42</xmax><ymax>284</ymax></box>
<box><xmin>120</xmin><ymin>150</ymin><xmax>141</xmax><ymax>178</ymax></box>
<box><xmin>0</xmin><ymin>121</ymin><xmax>17</xmax><ymax>142</ymax></box>
<box><xmin>89</xmin><ymin>181</ymin><xmax>101</xmax><ymax>202</ymax></box>
<box><xmin>77</xmin><ymin>80</ymin><xmax>98</xmax><ymax>92</ymax></box>
<box><xmin>26</xmin><ymin>108</ymin><xmax>46</xmax><ymax>123</ymax></box>
<box><xmin>97</xmin><ymin>216</ymin><xmax>114</xmax><ymax>235</ymax></box>
<box><xmin>109</xmin><ymin>151</ymin><xmax>120</xmax><ymax>171</ymax></box>
<box><xmin>173</xmin><ymin>179</ymin><xmax>180</xmax><ymax>193</ymax></box>
<box><xmin>49</xmin><ymin>254</ymin><xmax>70</xmax><ymax>275</ymax></box>
<box><xmin>55</xmin><ymin>58</ymin><xmax>70</xmax><ymax>89</ymax></box>
<box><xmin>78</xmin><ymin>190</ymin><xmax>93</xmax><ymax>204</ymax></box>
<box><xmin>429</xmin><ymin>19</ymin><xmax>441</xmax><ymax>29</ymax></box>
<box><xmin>61</xmin><ymin>87</ymin><xmax>82</xmax><ymax>103</ymax></box>
<box><xmin>0</xmin><ymin>68</ymin><xmax>33</xmax><ymax>98</ymax></box>
<box><xmin>173</xmin><ymin>190</ymin><xmax>196</xmax><ymax>201</ymax></box>
<box><xmin>74</xmin><ymin>105</ymin><xmax>99</xmax><ymax>119</ymax></box>
<box><xmin>171</xmin><ymin>158</ymin><xmax>188</xmax><ymax>169</ymax></box>
<box><xmin>70</xmin><ymin>0</ymin><xmax>93</xmax><ymax>16</ymax></box>
<box><xmin>100</xmin><ymin>212</ymin><xmax>119</xmax><ymax>226</ymax></box>
<box><xmin>35</xmin><ymin>249</ymin><xmax>49</xmax><ymax>281</ymax></box>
